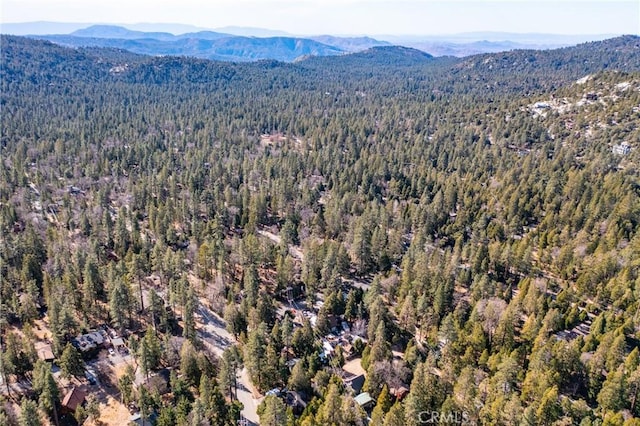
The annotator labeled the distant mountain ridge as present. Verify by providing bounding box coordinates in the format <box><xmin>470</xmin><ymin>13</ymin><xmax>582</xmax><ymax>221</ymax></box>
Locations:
<box><xmin>31</xmin><ymin>33</ymin><xmax>345</xmax><ymax>63</ymax></box>
<box><xmin>28</xmin><ymin>24</ymin><xmax>393</xmax><ymax>62</ymax></box>
<box><xmin>70</xmin><ymin>25</ymin><xmax>232</xmax><ymax>41</ymax></box>
<box><xmin>71</xmin><ymin>25</ymin><xmax>180</xmax><ymax>41</ymax></box>
<box><xmin>5</xmin><ymin>34</ymin><xmax>637</xmax><ymax>88</ymax></box>
<box><xmin>309</xmin><ymin>35</ymin><xmax>390</xmax><ymax>52</ymax></box>
<box><xmin>2</xmin><ymin>22</ymin><xmax>631</xmax><ymax>62</ymax></box>
<box><xmin>394</xmin><ymin>40</ymin><xmax>562</xmax><ymax>57</ymax></box>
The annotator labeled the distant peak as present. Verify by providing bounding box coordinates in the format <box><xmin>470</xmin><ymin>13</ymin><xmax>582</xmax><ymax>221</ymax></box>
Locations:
<box><xmin>363</xmin><ymin>45</ymin><xmax>433</xmax><ymax>58</ymax></box>
<box><xmin>73</xmin><ymin>24</ymin><xmax>131</xmax><ymax>35</ymax></box>
<box><xmin>71</xmin><ymin>25</ymin><xmax>175</xmax><ymax>40</ymax></box>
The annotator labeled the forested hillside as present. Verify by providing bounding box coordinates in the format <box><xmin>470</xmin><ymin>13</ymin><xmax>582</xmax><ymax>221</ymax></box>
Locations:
<box><xmin>1</xmin><ymin>35</ymin><xmax>640</xmax><ymax>426</ymax></box>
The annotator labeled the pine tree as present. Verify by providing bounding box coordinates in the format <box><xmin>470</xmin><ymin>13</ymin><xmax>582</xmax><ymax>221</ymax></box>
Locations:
<box><xmin>263</xmin><ymin>342</ymin><xmax>282</xmax><ymax>390</ymax></box>
<box><xmin>33</xmin><ymin>360</ymin><xmax>59</xmax><ymax>425</ymax></box>
<box><xmin>629</xmin><ymin>366</ymin><xmax>640</xmax><ymax>416</ymax></box>
<box><xmin>383</xmin><ymin>402</ymin><xmax>405</xmax><ymax>426</ymax></box>
<box><xmin>138</xmin><ymin>337</ymin><xmax>152</xmax><ymax>382</ymax></box>
<box><xmin>288</xmin><ymin>360</ymin><xmax>311</xmax><ymax>394</ymax></box>
<box><xmin>224</xmin><ymin>302</ymin><xmax>246</xmax><ymax>339</ymax></box>
<box><xmin>59</xmin><ymin>343</ymin><xmax>85</xmax><ymax>378</ymax></box>
<box><xmin>109</xmin><ymin>277</ymin><xmax>131</xmax><ymax>332</ymax></box>
<box><xmin>82</xmin><ymin>258</ymin><xmax>100</xmax><ymax>312</ymax></box>
<box><xmin>291</xmin><ymin>318</ymin><xmax>315</xmax><ymax>357</ymax></box>
<box><xmin>597</xmin><ymin>365</ymin><xmax>628</xmax><ymax>412</ymax></box>
<box><xmin>127</xmin><ymin>253</ymin><xmax>147</xmax><ymax>312</ymax></box>
<box><xmin>138</xmin><ymin>327</ymin><xmax>162</xmax><ymax>383</ymax></box>
<box><xmin>344</xmin><ymin>289</ymin><xmax>359</xmax><ymax>323</ymax></box>
<box><xmin>85</xmin><ymin>395</ymin><xmax>100</xmax><ymax>423</ymax></box>
<box><xmin>118</xmin><ymin>365</ymin><xmax>135</xmax><ymax>405</ymax></box>
<box><xmin>370</xmin><ymin>385</ymin><xmax>393</xmax><ymax>425</ymax></box>
<box><xmin>138</xmin><ymin>386</ymin><xmax>154</xmax><ymax>426</ymax></box>
<box><xmin>148</xmin><ymin>288</ymin><xmax>164</xmax><ymax>332</ymax></box>
<box><xmin>219</xmin><ymin>346</ymin><xmax>242</xmax><ymax>401</ymax></box>
<box><xmin>179</xmin><ymin>340</ymin><xmax>201</xmax><ymax>386</ymax></box>
<box><xmin>243</xmin><ymin>264</ymin><xmax>260</xmax><ymax>307</ymax></box>
<box><xmin>536</xmin><ymin>386</ymin><xmax>561</xmax><ymax>426</ymax></box>
<box><xmin>281</xmin><ymin>314</ymin><xmax>294</xmax><ymax>347</ymax></box>
<box><xmin>19</xmin><ymin>399</ymin><xmax>42</xmax><ymax>426</ymax></box>
<box><xmin>259</xmin><ymin>395</ymin><xmax>287</xmax><ymax>426</ymax></box>
<box><xmin>351</xmin><ymin>219</ymin><xmax>373</xmax><ymax>275</ymax></box>
<box><xmin>340</xmin><ymin>393</ymin><xmax>367</xmax><ymax>425</ymax></box>
<box><xmin>155</xmin><ymin>406</ymin><xmax>176</xmax><ymax>426</ymax></box>
<box><xmin>404</xmin><ymin>361</ymin><xmax>444</xmax><ymax>426</ymax></box>
<box><xmin>316</xmin><ymin>382</ymin><xmax>343</xmax><ymax>426</ymax></box>
<box><xmin>244</xmin><ymin>324</ymin><xmax>268</xmax><ymax>391</ymax></box>
<box><xmin>183</xmin><ymin>283</ymin><xmax>197</xmax><ymax>343</ymax></box>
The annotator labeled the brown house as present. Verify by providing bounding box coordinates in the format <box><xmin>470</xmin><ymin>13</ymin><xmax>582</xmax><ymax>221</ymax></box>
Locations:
<box><xmin>390</xmin><ymin>386</ymin><xmax>409</xmax><ymax>400</ymax></box>
<box><xmin>61</xmin><ymin>387</ymin><xmax>87</xmax><ymax>413</ymax></box>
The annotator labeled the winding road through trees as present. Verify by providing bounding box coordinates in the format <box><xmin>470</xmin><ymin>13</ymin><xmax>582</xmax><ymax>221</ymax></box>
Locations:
<box><xmin>196</xmin><ymin>302</ymin><xmax>263</xmax><ymax>425</ymax></box>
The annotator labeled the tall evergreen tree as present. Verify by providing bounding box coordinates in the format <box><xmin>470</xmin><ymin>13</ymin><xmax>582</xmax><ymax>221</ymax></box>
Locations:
<box><xmin>59</xmin><ymin>343</ymin><xmax>85</xmax><ymax>379</ymax></box>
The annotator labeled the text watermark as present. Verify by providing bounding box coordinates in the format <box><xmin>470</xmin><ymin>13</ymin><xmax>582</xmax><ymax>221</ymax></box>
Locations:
<box><xmin>417</xmin><ymin>411</ymin><xmax>475</xmax><ymax>425</ymax></box>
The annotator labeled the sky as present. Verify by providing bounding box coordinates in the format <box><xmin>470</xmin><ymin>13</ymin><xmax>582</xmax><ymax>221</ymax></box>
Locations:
<box><xmin>1</xmin><ymin>0</ymin><xmax>639</xmax><ymax>36</ymax></box>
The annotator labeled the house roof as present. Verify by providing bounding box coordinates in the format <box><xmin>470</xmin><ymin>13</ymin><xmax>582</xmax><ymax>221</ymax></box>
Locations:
<box><xmin>285</xmin><ymin>391</ymin><xmax>307</xmax><ymax>410</ymax></box>
<box><xmin>344</xmin><ymin>373</ymin><xmax>365</xmax><ymax>394</ymax></box>
<box><xmin>390</xmin><ymin>386</ymin><xmax>409</xmax><ymax>399</ymax></box>
<box><xmin>73</xmin><ymin>330</ymin><xmax>107</xmax><ymax>351</ymax></box>
<box><xmin>354</xmin><ymin>392</ymin><xmax>374</xmax><ymax>406</ymax></box>
<box><xmin>135</xmin><ymin>368</ymin><xmax>171</xmax><ymax>395</ymax></box>
<box><xmin>111</xmin><ymin>337</ymin><xmax>125</xmax><ymax>347</ymax></box>
<box><xmin>37</xmin><ymin>345</ymin><xmax>55</xmax><ymax>361</ymax></box>
<box><xmin>62</xmin><ymin>387</ymin><xmax>87</xmax><ymax>411</ymax></box>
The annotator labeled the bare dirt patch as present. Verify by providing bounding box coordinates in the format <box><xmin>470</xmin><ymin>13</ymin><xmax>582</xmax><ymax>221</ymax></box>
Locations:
<box><xmin>343</xmin><ymin>358</ymin><xmax>366</xmax><ymax>377</ymax></box>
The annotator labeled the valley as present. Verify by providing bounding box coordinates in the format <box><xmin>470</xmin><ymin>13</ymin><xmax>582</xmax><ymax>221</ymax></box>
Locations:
<box><xmin>0</xmin><ymin>34</ymin><xmax>640</xmax><ymax>425</ymax></box>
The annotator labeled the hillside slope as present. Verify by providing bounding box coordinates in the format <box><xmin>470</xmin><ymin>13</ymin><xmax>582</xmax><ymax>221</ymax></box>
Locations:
<box><xmin>1</xmin><ymin>34</ymin><xmax>640</xmax><ymax>426</ymax></box>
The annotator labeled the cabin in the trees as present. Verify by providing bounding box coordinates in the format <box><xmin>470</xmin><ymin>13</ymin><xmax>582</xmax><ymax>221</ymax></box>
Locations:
<box><xmin>341</xmin><ymin>342</ymin><xmax>355</xmax><ymax>360</ymax></box>
<box><xmin>612</xmin><ymin>142</ymin><xmax>631</xmax><ymax>155</ymax></box>
<box><xmin>111</xmin><ymin>337</ymin><xmax>126</xmax><ymax>353</ymax></box>
<box><xmin>130</xmin><ymin>412</ymin><xmax>157</xmax><ymax>426</ymax></box>
<box><xmin>555</xmin><ymin>317</ymin><xmax>592</xmax><ymax>342</ymax></box>
<box><xmin>343</xmin><ymin>372</ymin><xmax>366</xmax><ymax>394</ymax></box>
<box><xmin>35</xmin><ymin>342</ymin><xmax>55</xmax><ymax>363</ymax></box>
<box><xmin>72</xmin><ymin>330</ymin><xmax>108</xmax><ymax>353</ymax></box>
<box><xmin>390</xmin><ymin>386</ymin><xmax>410</xmax><ymax>401</ymax></box>
<box><xmin>135</xmin><ymin>368</ymin><xmax>171</xmax><ymax>395</ymax></box>
<box><xmin>284</xmin><ymin>390</ymin><xmax>307</xmax><ymax>415</ymax></box>
<box><xmin>354</xmin><ymin>392</ymin><xmax>374</xmax><ymax>410</ymax></box>
<box><xmin>61</xmin><ymin>386</ymin><xmax>87</xmax><ymax>414</ymax></box>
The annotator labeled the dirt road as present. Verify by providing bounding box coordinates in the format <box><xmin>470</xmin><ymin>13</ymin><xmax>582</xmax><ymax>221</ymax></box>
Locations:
<box><xmin>257</xmin><ymin>229</ymin><xmax>304</xmax><ymax>260</ymax></box>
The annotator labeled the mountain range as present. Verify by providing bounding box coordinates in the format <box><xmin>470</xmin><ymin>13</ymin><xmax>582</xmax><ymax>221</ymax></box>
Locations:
<box><xmin>21</xmin><ymin>25</ymin><xmax>387</xmax><ymax>62</ymax></box>
<box><xmin>1</xmin><ymin>22</ymin><xmax>623</xmax><ymax>61</ymax></box>
<box><xmin>4</xmin><ymin>33</ymin><xmax>638</xmax><ymax>86</ymax></box>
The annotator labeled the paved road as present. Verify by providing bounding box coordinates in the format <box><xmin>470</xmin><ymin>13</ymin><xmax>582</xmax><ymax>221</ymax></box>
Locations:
<box><xmin>142</xmin><ymin>285</ymin><xmax>262</xmax><ymax>424</ymax></box>
<box><xmin>237</xmin><ymin>368</ymin><xmax>261</xmax><ymax>426</ymax></box>
<box><xmin>196</xmin><ymin>303</ymin><xmax>262</xmax><ymax>425</ymax></box>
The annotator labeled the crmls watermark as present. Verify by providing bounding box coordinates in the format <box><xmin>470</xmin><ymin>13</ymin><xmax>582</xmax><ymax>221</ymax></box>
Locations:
<box><xmin>417</xmin><ymin>411</ymin><xmax>475</xmax><ymax>425</ymax></box>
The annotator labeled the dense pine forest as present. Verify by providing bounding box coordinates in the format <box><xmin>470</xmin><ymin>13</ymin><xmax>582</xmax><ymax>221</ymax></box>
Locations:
<box><xmin>1</xmin><ymin>34</ymin><xmax>640</xmax><ymax>426</ymax></box>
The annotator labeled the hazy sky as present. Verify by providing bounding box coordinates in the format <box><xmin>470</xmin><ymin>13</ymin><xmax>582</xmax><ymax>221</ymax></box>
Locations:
<box><xmin>1</xmin><ymin>0</ymin><xmax>638</xmax><ymax>35</ymax></box>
